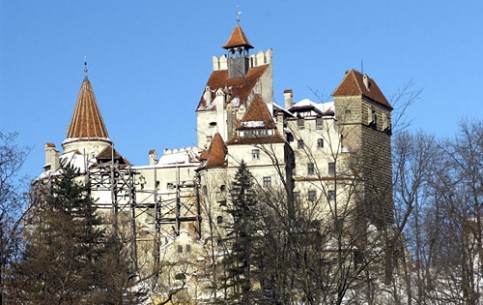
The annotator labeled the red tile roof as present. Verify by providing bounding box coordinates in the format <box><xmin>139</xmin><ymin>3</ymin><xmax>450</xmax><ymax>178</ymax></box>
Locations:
<box><xmin>332</xmin><ymin>69</ymin><xmax>392</xmax><ymax>110</ymax></box>
<box><xmin>196</xmin><ymin>65</ymin><xmax>269</xmax><ymax>112</ymax></box>
<box><xmin>223</xmin><ymin>25</ymin><xmax>254</xmax><ymax>49</ymax></box>
<box><xmin>96</xmin><ymin>145</ymin><xmax>131</xmax><ymax>166</ymax></box>
<box><xmin>226</xmin><ymin>94</ymin><xmax>286</xmax><ymax>145</ymax></box>
<box><xmin>237</xmin><ymin>94</ymin><xmax>276</xmax><ymax>130</ymax></box>
<box><xmin>203</xmin><ymin>133</ymin><xmax>227</xmax><ymax>169</ymax></box>
<box><xmin>66</xmin><ymin>77</ymin><xmax>111</xmax><ymax>141</ymax></box>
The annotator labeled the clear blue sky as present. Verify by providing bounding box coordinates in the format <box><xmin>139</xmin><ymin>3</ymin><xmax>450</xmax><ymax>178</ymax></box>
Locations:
<box><xmin>1</xmin><ymin>1</ymin><xmax>482</xmax><ymax>179</ymax></box>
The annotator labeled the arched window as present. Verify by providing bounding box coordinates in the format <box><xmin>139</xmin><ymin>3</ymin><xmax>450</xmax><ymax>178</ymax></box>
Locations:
<box><xmin>317</xmin><ymin>138</ymin><xmax>324</xmax><ymax>148</ymax></box>
<box><xmin>217</xmin><ymin>216</ymin><xmax>223</xmax><ymax>224</ymax></box>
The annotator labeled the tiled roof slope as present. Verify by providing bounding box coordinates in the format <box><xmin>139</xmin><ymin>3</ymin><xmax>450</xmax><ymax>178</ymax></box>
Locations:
<box><xmin>66</xmin><ymin>77</ymin><xmax>111</xmax><ymax>141</ymax></box>
<box><xmin>227</xmin><ymin>94</ymin><xmax>285</xmax><ymax>145</ymax></box>
<box><xmin>196</xmin><ymin>65</ymin><xmax>268</xmax><ymax>111</ymax></box>
<box><xmin>203</xmin><ymin>133</ymin><xmax>227</xmax><ymax>169</ymax></box>
<box><xmin>223</xmin><ymin>25</ymin><xmax>254</xmax><ymax>49</ymax></box>
<box><xmin>332</xmin><ymin>69</ymin><xmax>392</xmax><ymax>110</ymax></box>
<box><xmin>96</xmin><ymin>145</ymin><xmax>131</xmax><ymax>166</ymax></box>
<box><xmin>237</xmin><ymin>94</ymin><xmax>276</xmax><ymax>129</ymax></box>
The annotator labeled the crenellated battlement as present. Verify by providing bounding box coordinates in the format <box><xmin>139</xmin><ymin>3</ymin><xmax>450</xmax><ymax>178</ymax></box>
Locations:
<box><xmin>163</xmin><ymin>146</ymin><xmax>199</xmax><ymax>155</ymax></box>
<box><xmin>212</xmin><ymin>49</ymin><xmax>272</xmax><ymax>71</ymax></box>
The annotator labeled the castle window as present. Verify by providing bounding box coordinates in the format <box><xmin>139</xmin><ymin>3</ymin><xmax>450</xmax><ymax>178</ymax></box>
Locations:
<box><xmin>372</xmin><ymin>110</ymin><xmax>377</xmax><ymax>127</ymax></box>
<box><xmin>202</xmin><ymin>185</ymin><xmax>207</xmax><ymax>196</ymax></box>
<box><xmin>308</xmin><ymin>190</ymin><xmax>317</xmax><ymax>202</ymax></box>
<box><xmin>316</xmin><ymin>118</ymin><xmax>323</xmax><ymax>129</ymax></box>
<box><xmin>297</xmin><ymin>118</ymin><xmax>305</xmax><ymax>129</ymax></box>
<box><xmin>177</xmin><ymin>245</ymin><xmax>183</xmax><ymax>253</ymax></box>
<box><xmin>328</xmin><ymin>190</ymin><xmax>336</xmax><ymax>201</ymax></box>
<box><xmin>345</xmin><ymin>109</ymin><xmax>352</xmax><ymax>119</ymax></box>
<box><xmin>263</xmin><ymin>176</ymin><xmax>271</xmax><ymax>187</ymax></box>
<box><xmin>186</xmin><ymin>245</ymin><xmax>191</xmax><ymax>253</ymax></box>
<box><xmin>217</xmin><ymin>216</ymin><xmax>223</xmax><ymax>224</ymax></box>
<box><xmin>307</xmin><ymin>163</ymin><xmax>315</xmax><ymax>175</ymax></box>
<box><xmin>220</xmin><ymin>185</ymin><xmax>226</xmax><ymax>192</ymax></box>
<box><xmin>252</xmin><ymin>149</ymin><xmax>260</xmax><ymax>160</ymax></box>
<box><xmin>206</xmin><ymin>135</ymin><xmax>212</xmax><ymax>142</ymax></box>
<box><xmin>317</xmin><ymin>138</ymin><xmax>324</xmax><ymax>148</ymax></box>
<box><xmin>328</xmin><ymin>162</ymin><xmax>336</xmax><ymax>176</ymax></box>
<box><xmin>297</xmin><ymin>139</ymin><xmax>304</xmax><ymax>149</ymax></box>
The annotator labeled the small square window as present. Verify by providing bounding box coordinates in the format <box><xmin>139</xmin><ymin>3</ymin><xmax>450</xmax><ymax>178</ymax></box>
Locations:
<box><xmin>252</xmin><ymin>149</ymin><xmax>260</xmax><ymax>160</ymax></box>
<box><xmin>177</xmin><ymin>245</ymin><xmax>183</xmax><ymax>253</ymax></box>
<box><xmin>297</xmin><ymin>119</ymin><xmax>305</xmax><ymax>129</ymax></box>
<box><xmin>307</xmin><ymin>163</ymin><xmax>315</xmax><ymax>175</ymax></box>
<box><xmin>328</xmin><ymin>190</ymin><xmax>335</xmax><ymax>201</ymax></box>
<box><xmin>263</xmin><ymin>176</ymin><xmax>271</xmax><ymax>187</ymax></box>
<box><xmin>206</xmin><ymin>136</ymin><xmax>213</xmax><ymax>142</ymax></box>
<box><xmin>328</xmin><ymin>162</ymin><xmax>336</xmax><ymax>176</ymax></box>
<box><xmin>186</xmin><ymin>245</ymin><xmax>191</xmax><ymax>253</ymax></box>
<box><xmin>297</xmin><ymin>139</ymin><xmax>304</xmax><ymax>149</ymax></box>
<box><xmin>316</xmin><ymin>118</ymin><xmax>323</xmax><ymax>129</ymax></box>
<box><xmin>317</xmin><ymin>138</ymin><xmax>324</xmax><ymax>148</ymax></box>
<box><xmin>308</xmin><ymin>190</ymin><xmax>317</xmax><ymax>202</ymax></box>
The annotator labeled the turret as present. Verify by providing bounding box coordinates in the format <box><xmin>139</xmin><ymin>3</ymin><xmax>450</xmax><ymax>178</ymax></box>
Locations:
<box><xmin>223</xmin><ymin>24</ymin><xmax>253</xmax><ymax>79</ymax></box>
<box><xmin>62</xmin><ymin>61</ymin><xmax>112</xmax><ymax>157</ymax></box>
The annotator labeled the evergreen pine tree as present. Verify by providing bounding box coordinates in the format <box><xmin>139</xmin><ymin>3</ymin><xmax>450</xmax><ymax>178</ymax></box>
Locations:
<box><xmin>12</xmin><ymin>166</ymin><xmax>143</xmax><ymax>304</ymax></box>
<box><xmin>220</xmin><ymin>161</ymin><xmax>259</xmax><ymax>304</ymax></box>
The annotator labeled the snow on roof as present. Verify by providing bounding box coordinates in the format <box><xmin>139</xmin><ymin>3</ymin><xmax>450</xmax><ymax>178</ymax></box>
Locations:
<box><xmin>240</xmin><ymin>121</ymin><xmax>265</xmax><ymax>128</ymax></box>
<box><xmin>156</xmin><ymin>148</ymin><xmax>200</xmax><ymax>168</ymax></box>
<box><xmin>292</xmin><ymin>98</ymin><xmax>334</xmax><ymax>114</ymax></box>
<box><xmin>231</xmin><ymin>97</ymin><xmax>240</xmax><ymax>107</ymax></box>
<box><xmin>60</xmin><ymin>151</ymin><xmax>97</xmax><ymax>173</ymax></box>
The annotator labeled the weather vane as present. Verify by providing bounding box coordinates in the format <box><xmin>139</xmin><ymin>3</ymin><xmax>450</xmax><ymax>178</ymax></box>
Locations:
<box><xmin>84</xmin><ymin>56</ymin><xmax>88</xmax><ymax>77</ymax></box>
<box><xmin>236</xmin><ymin>6</ymin><xmax>242</xmax><ymax>24</ymax></box>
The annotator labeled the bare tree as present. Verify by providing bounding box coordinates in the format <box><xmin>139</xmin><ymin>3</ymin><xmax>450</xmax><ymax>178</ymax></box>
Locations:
<box><xmin>0</xmin><ymin>131</ymin><xmax>30</xmax><ymax>305</ymax></box>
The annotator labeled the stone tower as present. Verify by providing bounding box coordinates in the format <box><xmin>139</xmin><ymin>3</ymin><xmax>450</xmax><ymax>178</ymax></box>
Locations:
<box><xmin>332</xmin><ymin>69</ymin><xmax>394</xmax><ymax>229</ymax></box>
<box><xmin>196</xmin><ymin>23</ymin><xmax>274</xmax><ymax>150</ymax></box>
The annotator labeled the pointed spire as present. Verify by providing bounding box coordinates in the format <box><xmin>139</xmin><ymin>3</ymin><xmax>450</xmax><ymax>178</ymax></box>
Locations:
<box><xmin>64</xmin><ymin>67</ymin><xmax>111</xmax><ymax>145</ymax></box>
<box><xmin>223</xmin><ymin>24</ymin><xmax>254</xmax><ymax>50</ymax></box>
<box><xmin>84</xmin><ymin>56</ymin><xmax>88</xmax><ymax>79</ymax></box>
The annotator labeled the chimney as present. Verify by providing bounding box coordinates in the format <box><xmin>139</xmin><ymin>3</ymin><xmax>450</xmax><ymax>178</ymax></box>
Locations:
<box><xmin>276</xmin><ymin>111</ymin><xmax>284</xmax><ymax>134</ymax></box>
<box><xmin>149</xmin><ymin>149</ymin><xmax>157</xmax><ymax>166</ymax></box>
<box><xmin>284</xmin><ymin>89</ymin><xmax>293</xmax><ymax>110</ymax></box>
<box><xmin>204</xmin><ymin>86</ymin><xmax>212</xmax><ymax>105</ymax></box>
<box><xmin>44</xmin><ymin>143</ymin><xmax>60</xmax><ymax>172</ymax></box>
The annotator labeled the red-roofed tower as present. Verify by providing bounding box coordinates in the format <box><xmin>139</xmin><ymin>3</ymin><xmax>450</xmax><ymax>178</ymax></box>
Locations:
<box><xmin>332</xmin><ymin>69</ymin><xmax>394</xmax><ymax>228</ymax></box>
<box><xmin>62</xmin><ymin>63</ymin><xmax>112</xmax><ymax>157</ymax></box>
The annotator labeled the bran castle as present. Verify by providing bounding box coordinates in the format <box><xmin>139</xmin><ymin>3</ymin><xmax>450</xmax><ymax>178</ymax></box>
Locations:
<box><xmin>38</xmin><ymin>23</ymin><xmax>394</xmax><ymax>302</ymax></box>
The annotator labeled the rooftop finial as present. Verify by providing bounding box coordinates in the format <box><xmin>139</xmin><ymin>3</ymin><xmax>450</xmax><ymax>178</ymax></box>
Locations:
<box><xmin>84</xmin><ymin>56</ymin><xmax>88</xmax><ymax>78</ymax></box>
<box><xmin>236</xmin><ymin>6</ymin><xmax>242</xmax><ymax>24</ymax></box>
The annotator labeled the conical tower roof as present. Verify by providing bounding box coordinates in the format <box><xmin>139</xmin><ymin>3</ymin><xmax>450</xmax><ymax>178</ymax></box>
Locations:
<box><xmin>223</xmin><ymin>24</ymin><xmax>254</xmax><ymax>49</ymax></box>
<box><xmin>203</xmin><ymin>133</ymin><xmax>227</xmax><ymax>169</ymax></box>
<box><xmin>64</xmin><ymin>76</ymin><xmax>111</xmax><ymax>144</ymax></box>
